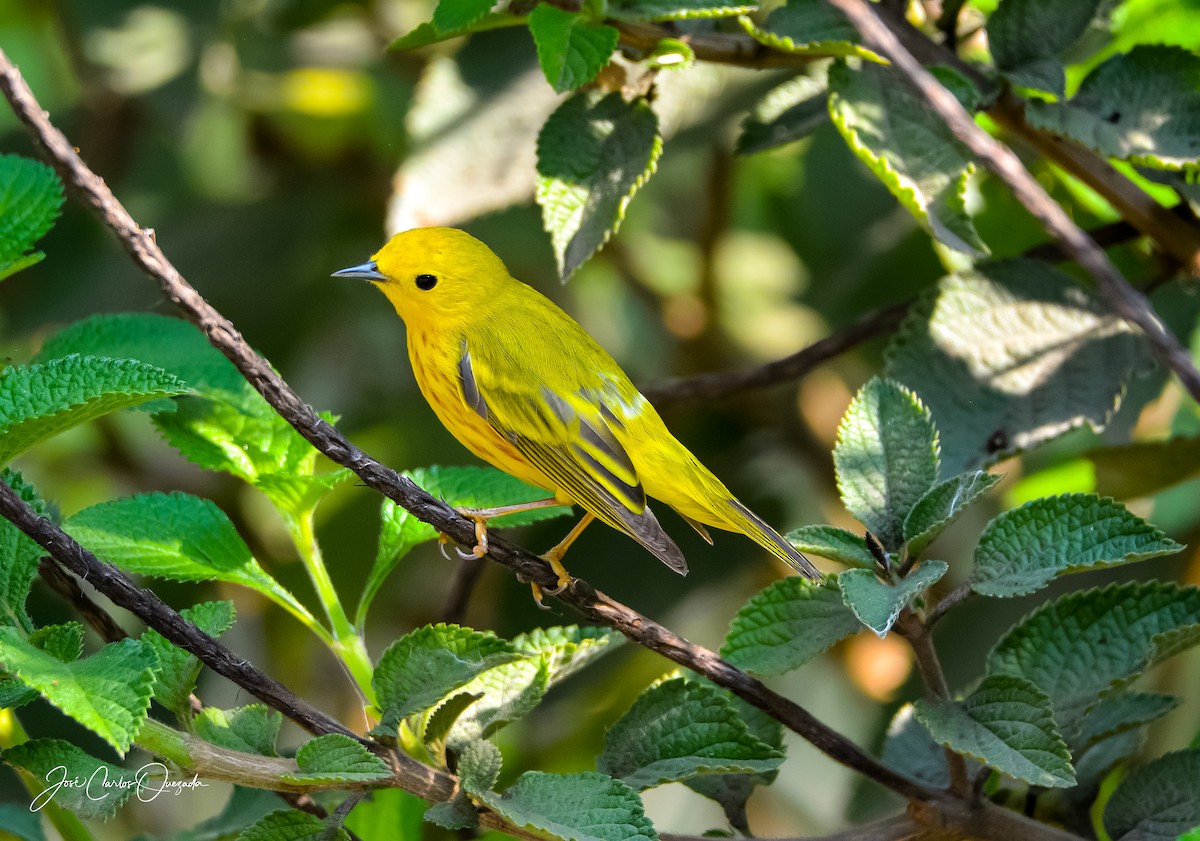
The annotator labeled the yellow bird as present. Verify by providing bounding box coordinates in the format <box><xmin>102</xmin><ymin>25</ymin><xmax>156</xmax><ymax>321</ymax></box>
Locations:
<box><xmin>335</xmin><ymin>228</ymin><xmax>819</xmax><ymax>600</ymax></box>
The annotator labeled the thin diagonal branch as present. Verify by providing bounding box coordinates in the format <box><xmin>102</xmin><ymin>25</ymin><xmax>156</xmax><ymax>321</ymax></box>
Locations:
<box><xmin>0</xmin><ymin>49</ymin><xmax>938</xmax><ymax>806</ymax></box>
<box><xmin>826</xmin><ymin>0</ymin><xmax>1200</xmax><ymax>404</ymax></box>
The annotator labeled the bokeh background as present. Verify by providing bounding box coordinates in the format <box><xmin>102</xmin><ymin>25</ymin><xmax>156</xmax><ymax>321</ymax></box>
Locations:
<box><xmin>2</xmin><ymin>1</ymin><xmax>1199</xmax><ymax>837</ymax></box>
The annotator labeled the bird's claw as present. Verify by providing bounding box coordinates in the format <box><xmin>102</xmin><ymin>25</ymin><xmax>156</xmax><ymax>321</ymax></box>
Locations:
<box><xmin>456</xmin><ymin>545</ymin><xmax>482</xmax><ymax>560</ymax></box>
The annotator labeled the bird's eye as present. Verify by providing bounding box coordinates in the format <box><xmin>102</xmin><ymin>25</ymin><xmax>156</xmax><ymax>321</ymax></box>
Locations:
<box><xmin>415</xmin><ymin>274</ymin><xmax>438</xmax><ymax>291</ymax></box>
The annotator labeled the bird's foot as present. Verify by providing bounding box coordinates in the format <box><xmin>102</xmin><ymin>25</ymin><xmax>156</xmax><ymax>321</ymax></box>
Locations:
<box><xmin>453</xmin><ymin>507</ymin><xmax>491</xmax><ymax>557</ymax></box>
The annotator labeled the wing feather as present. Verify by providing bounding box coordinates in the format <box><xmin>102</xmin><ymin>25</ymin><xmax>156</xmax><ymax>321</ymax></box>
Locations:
<box><xmin>457</xmin><ymin>339</ymin><xmax>687</xmax><ymax>575</ymax></box>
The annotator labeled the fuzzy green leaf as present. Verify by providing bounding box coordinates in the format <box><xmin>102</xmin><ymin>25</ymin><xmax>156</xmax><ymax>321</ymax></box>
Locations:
<box><xmin>598</xmin><ymin>677</ymin><xmax>784</xmax><ymax>790</ymax></box>
<box><xmin>29</xmin><ymin>622</ymin><xmax>84</xmax><ymax>663</ymax></box>
<box><xmin>442</xmin><ymin>658</ymin><xmax>549</xmax><ymax>751</ymax></box>
<box><xmin>1069</xmin><ymin>691</ymin><xmax>1179</xmax><ymax>755</ymax></box>
<box><xmin>2</xmin><ymin>739</ymin><xmax>138</xmax><ymax>820</ymax></box>
<box><xmin>281</xmin><ymin>733</ymin><xmax>391</xmax><ymax>784</ymax></box>
<box><xmin>886</xmin><ymin>260</ymin><xmax>1146</xmax><ymax>474</ymax></box>
<box><xmin>987</xmin><ymin>0</ymin><xmax>1103</xmax><ymax>95</ymax></box>
<box><xmin>63</xmin><ymin>492</ymin><xmax>316</xmax><ymax>628</ymax></box>
<box><xmin>36</xmin><ymin>313</ymin><xmax>246</xmax><ymax>400</ymax></box>
<box><xmin>477</xmin><ymin>771</ymin><xmax>658</xmax><ymax>841</ymax></box>
<box><xmin>360</xmin><ymin>465</ymin><xmax>569</xmax><ymax>624</ymax></box>
<box><xmin>1027</xmin><ymin>46</ymin><xmax>1200</xmax><ymax>172</ymax></box>
<box><xmin>143</xmin><ymin>600</ymin><xmax>236</xmax><ymax>715</ymax></box>
<box><xmin>0</xmin><ymin>469</ymin><xmax>46</xmax><ymax>632</ymax></box>
<box><xmin>737</xmin><ymin>73</ymin><xmax>830</xmax><ymax>155</ymax></box>
<box><xmin>509</xmin><ymin>625</ymin><xmax>619</xmax><ymax>686</ymax></box>
<box><xmin>432</xmin><ymin>0</ymin><xmax>496</xmax><ymax>33</ymax></box>
<box><xmin>785</xmin><ymin>525</ymin><xmax>875</xmax><ymax>569</ymax></box>
<box><xmin>834</xmin><ymin>377</ymin><xmax>940</xmax><ymax>551</ymax></box>
<box><xmin>529</xmin><ymin>5</ymin><xmax>618</xmax><ymax>94</ymax></box>
<box><xmin>828</xmin><ymin>60</ymin><xmax>985</xmax><ymax>256</ymax></box>
<box><xmin>1104</xmin><ymin>748</ymin><xmax>1200</xmax><ymax>841</ymax></box>
<box><xmin>240</xmin><ymin>810</ymin><xmax>351</xmax><ymax>841</ymax></box>
<box><xmin>904</xmin><ymin>470</ymin><xmax>1000</xmax><ymax>557</ymax></box>
<box><xmin>458</xmin><ymin>739</ymin><xmax>503</xmax><ymax>794</ymax></box>
<box><xmin>0</xmin><ymin>155</ymin><xmax>63</xmax><ymax>282</ymax></box>
<box><xmin>537</xmin><ymin>91</ymin><xmax>662</xmax><ymax>280</ymax></box>
<box><xmin>0</xmin><ymin>356</ymin><xmax>188</xmax><ymax>466</ymax></box>
<box><xmin>195</xmin><ymin>704</ymin><xmax>282</xmax><ymax>756</ymax></box>
<box><xmin>425</xmin><ymin>798</ymin><xmax>479</xmax><ymax>830</ymax></box>
<box><xmin>0</xmin><ymin>802</ymin><xmax>47</xmax><ymax>841</ymax></box>
<box><xmin>915</xmin><ymin>674</ymin><xmax>1075</xmax><ymax>787</ymax></box>
<box><xmin>721</xmin><ymin>577</ymin><xmax>860</xmax><ymax>674</ymax></box>
<box><xmin>738</xmin><ymin>0</ymin><xmax>881</xmax><ymax>60</ymax></box>
<box><xmin>971</xmin><ymin>494</ymin><xmax>1182</xmax><ymax>597</ymax></box>
<box><xmin>988</xmin><ymin>581</ymin><xmax>1200</xmax><ymax>730</ymax></box>
<box><xmin>608</xmin><ymin>0</ymin><xmax>755</xmax><ymax>21</ymax></box>
<box><xmin>374</xmin><ymin>624</ymin><xmax>523</xmax><ymax>725</ymax></box>
<box><xmin>0</xmin><ymin>630</ymin><xmax>158</xmax><ymax>754</ymax></box>
<box><xmin>838</xmin><ymin>561</ymin><xmax>948</xmax><ymax>637</ymax></box>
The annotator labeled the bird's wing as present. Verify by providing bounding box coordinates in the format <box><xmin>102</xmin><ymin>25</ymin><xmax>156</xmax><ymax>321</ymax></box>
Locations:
<box><xmin>458</xmin><ymin>340</ymin><xmax>687</xmax><ymax>575</ymax></box>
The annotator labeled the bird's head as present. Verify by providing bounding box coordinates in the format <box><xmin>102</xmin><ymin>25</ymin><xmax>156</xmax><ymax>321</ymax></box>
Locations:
<box><xmin>333</xmin><ymin>227</ymin><xmax>511</xmax><ymax>327</ymax></box>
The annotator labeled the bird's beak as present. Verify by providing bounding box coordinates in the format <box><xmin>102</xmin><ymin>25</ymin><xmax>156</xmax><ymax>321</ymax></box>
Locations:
<box><xmin>331</xmin><ymin>260</ymin><xmax>386</xmax><ymax>281</ymax></box>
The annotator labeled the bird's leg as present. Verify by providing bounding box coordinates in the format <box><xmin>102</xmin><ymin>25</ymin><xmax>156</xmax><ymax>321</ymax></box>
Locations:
<box><xmin>449</xmin><ymin>497</ymin><xmax>562</xmax><ymax>558</ymax></box>
<box><xmin>530</xmin><ymin>513</ymin><xmax>595</xmax><ymax>606</ymax></box>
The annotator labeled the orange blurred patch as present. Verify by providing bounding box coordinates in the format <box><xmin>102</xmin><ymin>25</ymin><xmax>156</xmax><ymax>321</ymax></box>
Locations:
<box><xmin>845</xmin><ymin>633</ymin><xmax>912</xmax><ymax>702</ymax></box>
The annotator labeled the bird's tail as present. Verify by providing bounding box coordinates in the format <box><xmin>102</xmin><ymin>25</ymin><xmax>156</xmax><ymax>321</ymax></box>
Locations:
<box><xmin>727</xmin><ymin>499</ymin><xmax>821</xmax><ymax>581</ymax></box>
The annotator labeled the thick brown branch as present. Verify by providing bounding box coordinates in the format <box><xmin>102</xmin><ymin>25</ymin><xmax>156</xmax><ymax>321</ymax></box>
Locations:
<box><xmin>0</xmin><ymin>49</ymin><xmax>934</xmax><ymax>806</ymax></box>
<box><xmin>826</xmin><ymin>0</ymin><xmax>1200</xmax><ymax>404</ymax></box>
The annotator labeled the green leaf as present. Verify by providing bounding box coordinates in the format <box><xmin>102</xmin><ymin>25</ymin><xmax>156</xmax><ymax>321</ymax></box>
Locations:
<box><xmin>0</xmin><ymin>802</ymin><xmax>47</xmax><ymax>841</ymax></box>
<box><xmin>970</xmin><ymin>494</ymin><xmax>1182</xmax><ymax>597</ymax></box>
<box><xmin>881</xmin><ymin>704</ymin><xmax>949</xmax><ymax>788</ymax></box>
<box><xmin>1075</xmin><ymin>729</ymin><xmax>1145</xmax><ymax>793</ymax></box>
<box><xmin>833</xmin><ymin>377</ymin><xmax>940</xmax><ymax>552</ymax></box>
<box><xmin>240</xmin><ymin>810</ymin><xmax>350</xmax><ymax>841</ymax></box>
<box><xmin>36</xmin><ymin>313</ymin><xmax>246</xmax><ymax>400</ymax></box>
<box><xmin>987</xmin><ymin>581</ymin><xmax>1200</xmax><ymax>729</ymax></box>
<box><xmin>1104</xmin><ymin>748</ymin><xmax>1200</xmax><ymax>841</ymax></box>
<box><xmin>608</xmin><ymin>0</ymin><xmax>755</xmax><ymax>21</ymax></box>
<box><xmin>738</xmin><ymin>0</ymin><xmax>881</xmax><ymax>60</ymax></box>
<box><xmin>2</xmin><ymin>739</ymin><xmax>138</xmax><ymax>820</ymax></box>
<box><xmin>915</xmin><ymin>674</ymin><xmax>1075</xmax><ymax>787</ymax></box>
<box><xmin>509</xmin><ymin>625</ymin><xmax>619</xmax><ymax>686</ymax></box>
<box><xmin>784</xmin><ymin>525</ymin><xmax>875</xmax><ymax>569</ymax></box>
<box><xmin>682</xmin><ymin>695</ymin><xmax>783</xmax><ymax>833</ymax></box>
<box><xmin>528</xmin><ymin>5</ymin><xmax>618</xmax><ymax>94</ymax></box>
<box><xmin>143</xmin><ymin>599</ymin><xmax>236</xmax><ymax>715</ymax></box>
<box><xmin>425</xmin><ymin>798</ymin><xmax>479</xmax><ymax>829</ymax></box>
<box><xmin>477</xmin><ymin>771</ymin><xmax>657</xmax><ymax>841</ymax></box>
<box><xmin>0</xmin><ymin>630</ymin><xmax>158</xmax><ymax>754</ymax></box>
<box><xmin>1027</xmin><ymin>46</ymin><xmax>1200</xmax><ymax>172</ymax></box>
<box><xmin>390</xmin><ymin>14</ymin><xmax>513</xmax><ymax>50</ymax></box>
<box><xmin>194</xmin><ymin>704</ymin><xmax>282</xmax><ymax>756</ymax></box>
<box><xmin>737</xmin><ymin>73</ymin><xmax>830</xmax><ymax>155</ymax></box>
<box><xmin>373</xmin><ymin>624</ymin><xmax>523</xmax><ymax>725</ymax></box>
<box><xmin>0</xmin><ymin>356</ymin><xmax>188</xmax><ymax>466</ymax></box>
<box><xmin>838</xmin><ymin>560</ymin><xmax>948</xmax><ymax>637</ymax></box>
<box><xmin>281</xmin><ymin>733</ymin><xmax>391</xmax><ymax>785</ymax></box>
<box><xmin>360</xmin><ymin>465</ymin><xmax>569</xmax><ymax>625</ymax></box>
<box><xmin>63</xmin><ymin>492</ymin><xmax>316</xmax><ymax>629</ymax></box>
<box><xmin>442</xmin><ymin>658</ymin><xmax>549</xmax><ymax>752</ymax></box>
<box><xmin>0</xmin><ymin>469</ymin><xmax>47</xmax><ymax>632</ymax></box>
<box><xmin>721</xmin><ymin>577</ymin><xmax>860</xmax><ymax>674</ymax></box>
<box><xmin>29</xmin><ymin>622</ymin><xmax>84</xmax><ymax>663</ymax></box>
<box><xmin>433</xmin><ymin>0</ymin><xmax>496</xmax><ymax>34</ymax></box>
<box><xmin>1088</xmin><ymin>436</ymin><xmax>1200</xmax><ymax>499</ymax></box>
<box><xmin>1069</xmin><ymin>691</ymin><xmax>1179</xmax><ymax>754</ymax></box>
<box><xmin>0</xmin><ymin>155</ymin><xmax>63</xmax><ymax>282</ymax></box>
<box><xmin>885</xmin><ymin>260</ymin><xmax>1147</xmax><ymax>474</ymax></box>
<box><xmin>458</xmin><ymin>738</ymin><xmax>503</xmax><ymax>794</ymax></box>
<box><xmin>598</xmin><ymin>677</ymin><xmax>784</xmax><ymax>790</ymax></box>
<box><xmin>986</xmin><ymin>0</ymin><xmax>1103</xmax><ymax>95</ymax></box>
<box><xmin>828</xmin><ymin>60</ymin><xmax>986</xmax><ymax>256</ymax></box>
<box><xmin>536</xmin><ymin>91</ymin><xmax>662</xmax><ymax>280</ymax></box>
<box><xmin>903</xmin><ymin>470</ymin><xmax>1000</xmax><ymax>557</ymax></box>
